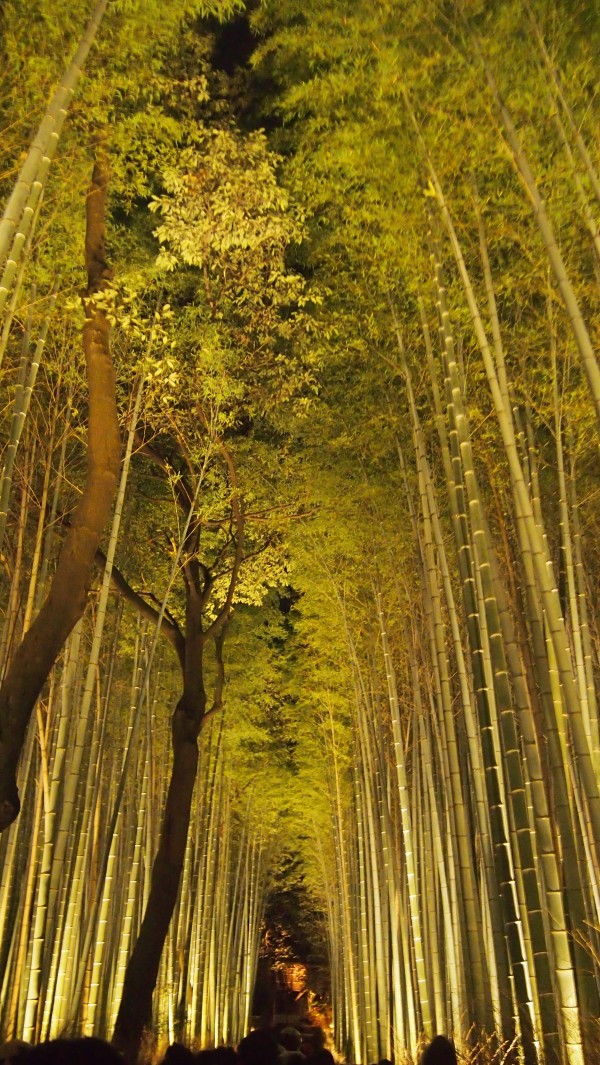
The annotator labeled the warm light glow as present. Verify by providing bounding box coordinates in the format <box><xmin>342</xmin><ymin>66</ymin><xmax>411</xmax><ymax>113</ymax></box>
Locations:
<box><xmin>280</xmin><ymin>962</ymin><xmax>307</xmax><ymax>994</ymax></box>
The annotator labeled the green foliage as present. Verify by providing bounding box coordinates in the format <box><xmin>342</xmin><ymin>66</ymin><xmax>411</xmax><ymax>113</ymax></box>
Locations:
<box><xmin>3</xmin><ymin>0</ymin><xmax>600</xmax><ymax>1046</ymax></box>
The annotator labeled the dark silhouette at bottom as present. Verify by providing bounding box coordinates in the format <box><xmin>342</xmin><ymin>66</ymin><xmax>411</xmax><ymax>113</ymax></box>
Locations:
<box><xmin>420</xmin><ymin>1036</ymin><xmax>458</xmax><ymax>1065</ymax></box>
<box><xmin>20</xmin><ymin>1038</ymin><xmax>125</xmax><ymax>1064</ymax></box>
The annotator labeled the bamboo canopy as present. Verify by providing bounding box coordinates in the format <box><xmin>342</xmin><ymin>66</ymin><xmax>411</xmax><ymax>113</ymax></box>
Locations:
<box><xmin>1</xmin><ymin>2</ymin><xmax>600</xmax><ymax>1064</ymax></box>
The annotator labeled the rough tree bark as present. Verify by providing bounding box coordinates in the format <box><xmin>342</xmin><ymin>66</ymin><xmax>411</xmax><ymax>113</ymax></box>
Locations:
<box><xmin>0</xmin><ymin>155</ymin><xmax>121</xmax><ymax>831</ymax></box>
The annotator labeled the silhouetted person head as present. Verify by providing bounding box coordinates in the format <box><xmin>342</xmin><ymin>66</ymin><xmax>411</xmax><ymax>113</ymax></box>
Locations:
<box><xmin>308</xmin><ymin>1030</ymin><xmax>327</xmax><ymax>1056</ymax></box>
<box><xmin>311</xmin><ymin>1051</ymin><xmax>334</xmax><ymax>1065</ymax></box>
<box><xmin>420</xmin><ymin>1036</ymin><xmax>457</xmax><ymax>1065</ymax></box>
<box><xmin>162</xmin><ymin>1044</ymin><xmax>195</xmax><ymax>1065</ymax></box>
<box><xmin>210</xmin><ymin>1047</ymin><xmax>237</xmax><ymax>1065</ymax></box>
<box><xmin>195</xmin><ymin>1052</ymin><xmax>219</xmax><ymax>1065</ymax></box>
<box><xmin>279</xmin><ymin>1030</ymin><xmax>302</xmax><ymax>1054</ymax></box>
<box><xmin>21</xmin><ymin>1037</ymin><xmax>125</xmax><ymax>1064</ymax></box>
<box><xmin>0</xmin><ymin>1040</ymin><xmax>30</xmax><ymax>1063</ymax></box>
<box><xmin>238</xmin><ymin>1030</ymin><xmax>280</xmax><ymax>1065</ymax></box>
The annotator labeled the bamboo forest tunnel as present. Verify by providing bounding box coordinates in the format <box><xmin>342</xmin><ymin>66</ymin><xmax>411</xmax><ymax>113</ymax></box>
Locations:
<box><xmin>1</xmin><ymin>0</ymin><xmax>600</xmax><ymax>1062</ymax></box>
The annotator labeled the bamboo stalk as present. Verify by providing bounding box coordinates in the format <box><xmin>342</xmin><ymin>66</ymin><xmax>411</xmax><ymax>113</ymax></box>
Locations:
<box><xmin>476</xmin><ymin>49</ymin><xmax>600</xmax><ymax>428</ymax></box>
<box><xmin>0</xmin><ymin>0</ymin><xmax>109</xmax><ymax>313</ymax></box>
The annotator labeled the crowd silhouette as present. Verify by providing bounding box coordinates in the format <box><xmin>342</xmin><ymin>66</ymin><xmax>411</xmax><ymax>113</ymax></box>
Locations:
<box><xmin>0</xmin><ymin>1028</ymin><xmax>458</xmax><ymax>1065</ymax></box>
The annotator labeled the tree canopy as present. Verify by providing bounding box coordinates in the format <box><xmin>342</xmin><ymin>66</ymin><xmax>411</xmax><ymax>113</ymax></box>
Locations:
<box><xmin>1</xmin><ymin>2</ymin><xmax>600</xmax><ymax>1063</ymax></box>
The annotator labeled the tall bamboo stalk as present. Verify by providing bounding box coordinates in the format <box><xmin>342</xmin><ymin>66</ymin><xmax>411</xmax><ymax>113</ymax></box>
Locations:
<box><xmin>0</xmin><ymin>0</ymin><xmax>109</xmax><ymax>317</ymax></box>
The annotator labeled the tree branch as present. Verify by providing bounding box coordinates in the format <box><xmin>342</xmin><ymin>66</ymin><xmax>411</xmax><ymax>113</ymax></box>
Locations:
<box><xmin>95</xmin><ymin>548</ymin><xmax>185</xmax><ymax>672</ymax></box>
<box><xmin>204</xmin><ymin>440</ymin><xmax>244</xmax><ymax>641</ymax></box>
<box><xmin>134</xmin><ymin>432</ymin><xmax>194</xmax><ymax>514</ymax></box>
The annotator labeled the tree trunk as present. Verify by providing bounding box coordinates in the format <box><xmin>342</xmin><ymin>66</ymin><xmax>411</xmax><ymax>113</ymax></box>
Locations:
<box><xmin>112</xmin><ymin>594</ymin><xmax>206</xmax><ymax>1064</ymax></box>
<box><xmin>112</xmin><ymin>446</ymin><xmax>242</xmax><ymax>1063</ymax></box>
<box><xmin>0</xmin><ymin>155</ymin><xmax>120</xmax><ymax>832</ymax></box>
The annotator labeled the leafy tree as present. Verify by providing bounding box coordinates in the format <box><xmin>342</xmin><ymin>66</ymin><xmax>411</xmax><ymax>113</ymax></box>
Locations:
<box><xmin>2</xmin><ymin>2</ymin><xmax>600</xmax><ymax>1062</ymax></box>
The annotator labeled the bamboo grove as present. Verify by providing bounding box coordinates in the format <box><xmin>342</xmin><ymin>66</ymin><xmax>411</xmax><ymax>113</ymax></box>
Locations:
<box><xmin>1</xmin><ymin>1</ymin><xmax>600</xmax><ymax>1064</ymax></box>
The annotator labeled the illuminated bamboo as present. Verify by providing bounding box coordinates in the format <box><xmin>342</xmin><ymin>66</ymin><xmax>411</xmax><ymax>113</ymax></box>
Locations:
<box><xmin>0</xmin><ymin>285</ymin><xmax>58</xmax><ymax>554</ymax></box>
<box><xmin>375</xmin><ymin>592</ymin><xmax>431</xmax><ymax>1036</ymax></box>
<box><xmin>22</xmin><ymin>376</ymin><xmax>61</xmax><ymax>635</ymax></box>
<box><xmin>411</xmin><ymin>300</ymin><xmax>514</xmax><ymax>1038</ymax></box>
<box><xmin>419</xmin><ymin>136</ymin><xmax>600</xmax><ymax>878</ymax></box>
<box><xmin>478</xmin><ymin>51</ymin><xmax>600</xmax><ymax>430</ymax></box>
<box><xmin>397</xmin><ymin>345</ymin><xmax>489</xmax><ymax>1029</ymax></box>
<box><xmin>28</xmin><ymin>382</ymin><xmax>145</xmax><ymax>1038</ymax></box>
<box><xmin>0</xmin><ymin>0</ymin><xmax>109</xmax><ymax>317</ymax></box>
<box><xmin>523</xmin><ymin>0</ymin><xmax>600</xmax><ymax>207</ymax></box>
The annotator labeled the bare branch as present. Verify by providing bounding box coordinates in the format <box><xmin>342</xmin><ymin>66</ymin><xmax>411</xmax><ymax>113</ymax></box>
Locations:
<box><xmin>95</xmin><ymin>548</ymin><xmax>185</xmax><ymax>671</ymax></box>
<box><xmin>204</xmin><ymin>440</ymin><xmax>244</xmax><ymax>642</ymax></box>
<box><xmin>134</xmin><ymin>432</ymin><xmax>194</xmax><ymax>514</ymax></box>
